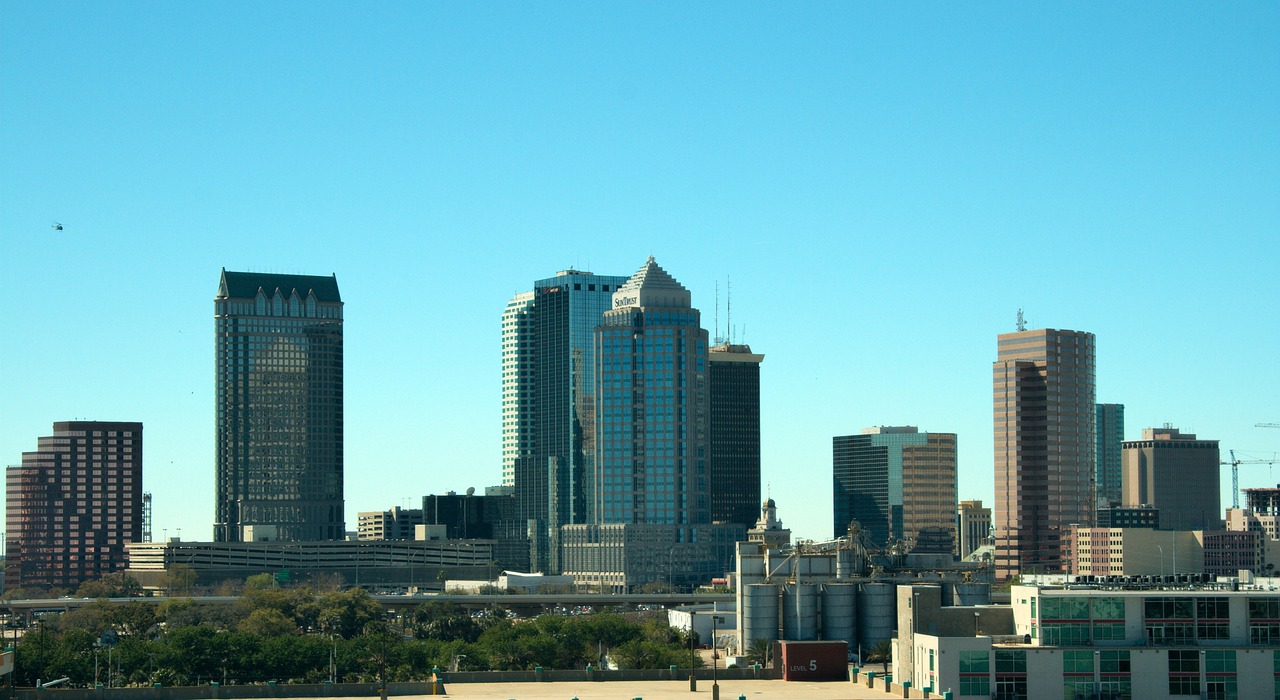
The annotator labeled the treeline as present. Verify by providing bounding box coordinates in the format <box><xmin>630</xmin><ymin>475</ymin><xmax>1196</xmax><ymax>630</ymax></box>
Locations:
<box><xmin>11</xmin><ymin>577</ymin><xmax>699</xmax><ymax>687</ymax></box>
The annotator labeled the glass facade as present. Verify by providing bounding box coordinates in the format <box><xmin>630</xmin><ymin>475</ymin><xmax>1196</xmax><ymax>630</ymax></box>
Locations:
<box><xmin>593</xmin><ymin>259</ymin><xmax>709</xmax><ymax>528</ymax></box>
<box><xmin>707</xmin><ymin>344</ymin><xmax>763</xmax><ymax>528</ymax></box>
<box><xmin>832</xmin><ymin>428</ymin><xmax>957</xmax><ymax>552</ymax></box>
<box><xmin>214</xmin><ymin>271</ymin><xmax>344</xmax><ymax>542</ymax></box>
<box><xmin>509</xmin><ymin>271</ymin><xmax>629</xmax><ymax>573</ymax></box>
<box><xmin>1095</xmin><ymin>403</ymin><xmax>1125</xmax><ymax>509</ymax></box>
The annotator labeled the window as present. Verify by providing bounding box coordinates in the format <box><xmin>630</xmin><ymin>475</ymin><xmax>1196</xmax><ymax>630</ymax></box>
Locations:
<box><xmin>995</xmin><ymin>650</ymin><xmax>1026</xmax><ymax>673</ymax></box>
<box><xmin>1169</xmin><ymin>649</ymin><xmax>1199</xmax><ymax>673</ymax></box>
<box><xmin>1063</xmin><ymin>650</ymin><xmax>1093</xmax><ymax>674</ymax></box>
<box><xmin>1098</xmin><ymin>649</ymin><xmax>1130</xmax><ymax>673</ymax></box>
<box><xmin>959</xmin><ymin>651</ymin><xmax>989</xmax><ymax>674</ymax></box>
<box><xmin>959</xmin><ymin>675</ymin><xmax>989</xmax><ymax>696</ymax></box>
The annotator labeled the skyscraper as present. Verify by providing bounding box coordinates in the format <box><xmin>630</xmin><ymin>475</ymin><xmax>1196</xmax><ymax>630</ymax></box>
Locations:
<box><xmin>509</xmin><ymin>269</ymin><xmax>629</xmax><ymax>571</ymax></box>
<box><xmin>993</xmin><ymin>327</ymin><xmax>1096</xmax><ymax>580</ymax></box>
<box><xmin>1095</xmin><ymin>403</ymin><xmax>1125</xmax><ymax>508</ymax></box>
<box><xmin>5</xmin><ymin>421</ymin><xmax>142</xmax><ymax>590</ymax></box>
<box><xmin>1122</xmin><ymin>426</ymin><xmax>1221</xmax><ymax>531</ymax></box>
<box><xmin>594</xmin><ymin>257</ymin><xmax>709</xmax><ymax>526</ymax></box>
<box><xmin>214</xmin><ymin>270</ymin><xmax>344</xmax><ymax>542</ymax></box>
<box><xmin>708</xmin><ymin>343</ymin><xmax>764</xmax><ymax>528</ymax></box>
<box><xmin>500</xmin><ymin>291</ymin><xmax>535</xmax><ymax>487</ymax></box>
<box><xmin>832</xmin><ymin>426</ymin><xmax>958</xmax><ymax>553</ymax></box>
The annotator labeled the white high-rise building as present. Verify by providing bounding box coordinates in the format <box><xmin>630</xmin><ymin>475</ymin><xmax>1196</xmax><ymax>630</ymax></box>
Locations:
<box><xmin>500</xmin><ymin>291</ymin><xmax>534</xmax><ymax>486</ymax></box>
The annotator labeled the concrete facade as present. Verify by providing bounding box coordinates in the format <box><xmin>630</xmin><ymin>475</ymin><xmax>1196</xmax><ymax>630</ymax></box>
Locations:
<box><xmin>1122</xmin><ymin>427</ymin><xmax>1221</xmax><ymax>532</ymax></box>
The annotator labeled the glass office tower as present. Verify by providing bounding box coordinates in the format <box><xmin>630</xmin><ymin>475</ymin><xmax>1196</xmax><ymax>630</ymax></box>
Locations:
<box><xmin>708</xmin><ymin>343</ymin><xmax>764</xmax><ymax>528</ymax></box>
<box><xmin>510</xmin><ymin>269</ymin><xmax>629</xmax><ymax>572</ymax></box>
<box><xmin>594</xmin><ymin>257</ymin><xmax>710</xmax><ymax>527</ymax></box>
<box><xmin>832</xmin><ymin>426</ymin><xmax>958</xmax><ymax>552</ymax></box>
<box><xmin>1095</xmin><ymin>403</ymin><xmax>1125</xmax><ymax>508</ymax></box>
<box><xmin>214</xmin><ymin>269</ymin><xmax>344</xmax><ymax>542</ymax></box>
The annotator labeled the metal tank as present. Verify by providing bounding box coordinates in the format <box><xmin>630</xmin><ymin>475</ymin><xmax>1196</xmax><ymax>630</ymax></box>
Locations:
<box><xmin>782</xmin><ymin>583</ymin><xmax>819</xmax><ymax>640</ymax></box>
<box><xmin>742</xmin><ymin>583</ymin><xmax>780</xmax><ymax>647</ymax></box>
<box><xmin>820</xmin><ymin>582</ymin><xmax>857</xmax><ymax>650</ymax></box>
<box><xmin>951</xmin><ymin>582</ymin><xmax>992</xmax><ymax>606</ymax></box>
<box><xmin>857</xmin><ymin>582</ymin><xmax>896</xmax><ymax>647</ymax></box>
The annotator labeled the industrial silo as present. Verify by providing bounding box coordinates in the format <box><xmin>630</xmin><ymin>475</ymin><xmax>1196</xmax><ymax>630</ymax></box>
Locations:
<box><xmin>951</xmin><ymin>582</ymin><xmax>992</xmax><ymax>606</ymax></box>
<box><xmin>857</xmin><ymin>582</ymin><xmax>896</xmax><ymax>647</ymax></box>
<box><xmin>820</xmin><ymin>582</ymin><xmax>857</xmax><ymax>650</ymax></box>
<box><xmin>742</xmin><ymin>583</ymin><xmax>780</xmax><ymax>647</ymax></box>
<box><xmin>782</xmin><ymin>583</ymin><xmax>819</xmax><ymax>640</ymax></box>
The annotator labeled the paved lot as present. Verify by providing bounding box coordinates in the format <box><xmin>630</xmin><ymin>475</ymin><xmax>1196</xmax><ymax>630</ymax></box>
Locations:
<box><xmin>414</xmin><ymin>678</ymin><xmax>893</xmax><ymax>699</ymax></box>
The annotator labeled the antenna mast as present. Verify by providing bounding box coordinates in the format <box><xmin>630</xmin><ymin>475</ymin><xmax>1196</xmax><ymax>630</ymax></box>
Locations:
<box><xmin>714</xmin><ymin>282</ymin><xmax>720</xmax><ymax>346</ymax></box>
<box><xmin>1016</xmin><ymin>308</ymin><xmax>1027</xmax><ymax>332</ymax></box>
<box><xmin>726</xmin><ymin>276</ymin><xmax>732</xmax><ymax>343</ymax></box>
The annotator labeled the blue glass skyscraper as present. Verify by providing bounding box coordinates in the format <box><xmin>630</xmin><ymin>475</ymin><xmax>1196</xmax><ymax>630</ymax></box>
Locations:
<box><xmin>594</xmin><ymin>258</ymin><xmax>710</xmax><ymax>527</ymax></box>
<box><xmin>509</xmin><ymin>269</ymin><xmax>629</xmax><ymax>572</ymax></box>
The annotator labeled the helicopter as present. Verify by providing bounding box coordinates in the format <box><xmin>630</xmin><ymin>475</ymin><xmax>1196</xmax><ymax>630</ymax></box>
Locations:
<box><xmin>51</xmin><ymin>221</ymin><xmax>63</xmax><ymax>231</ymax></box>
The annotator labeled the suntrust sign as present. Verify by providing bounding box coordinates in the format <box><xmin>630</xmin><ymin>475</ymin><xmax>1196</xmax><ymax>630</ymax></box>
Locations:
<box><xmin>614</xmin><ymin>295</ymin><xmax>638</xmax><ymax>308</ymax></box>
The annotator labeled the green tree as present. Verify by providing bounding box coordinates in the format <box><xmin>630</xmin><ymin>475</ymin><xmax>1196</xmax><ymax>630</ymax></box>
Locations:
<box><xmin>163</xmin><ymin>564</ymin><xmax>197</xmax><ymax>595</ymax></box>
<box><xmin>306</xmin><ymin>588</ymin><xmax>383</xmax><ymax>639</ymax></box>
<box><xmin>411</xmin><ymin>601</ymin><xmax>480</xmax><ymax>643</ymax></box>
<box><xmin>74</xmin><ymin>572</ymin><xmax>143</xmax><ymax>599</ymax></box>
<box><xmin>238</xmin><ymin>608</ymin><xmax>300</xmax><ymax>637</ymax></box>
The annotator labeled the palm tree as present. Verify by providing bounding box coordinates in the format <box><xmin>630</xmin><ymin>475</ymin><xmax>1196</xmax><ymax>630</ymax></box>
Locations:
<box><xmin>866</xmin><ymin>639</ymin><xmax>893</xmax><ymax>675</ymax></box>
<box><xmin>745</xmin><ymin>638</ymin><xmax>772</xmax><ymax>668</ymax></box>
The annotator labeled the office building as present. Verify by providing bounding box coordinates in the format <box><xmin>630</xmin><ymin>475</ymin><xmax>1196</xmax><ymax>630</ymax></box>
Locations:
<box><xmin>214</xmin><ymin>270</ymin><xmax>344</xmax><ymax>542</ymax></box>
<box><xmin>832</xmin><ymin>426</ymin><xmax>958</xmax><ymax>554</ymax></box>
<box><xmin>957</xmin><ymin>499</ymin><xmax>992</xmax><ymax>560</ymax></box>
<box><xmin>593</xmin><ymin>257</ymin><xmax>709</xmax><ymax>526</ymax></box>
<box><xmin>357</xmin><ymin>506</ymin><xmax>424</xmax><ymax>541</ymax></box>
<box><xmin>422</xmin><ymin>489</ymin><xmax>519</xmax><ymax>540</ymax></box>
<box><xmin>508</xmin><ymin>269</ymin><xmax>629</xmax><ymax>573</ymax></box>
<box><xmin>895</xmin><ymin>581</ymin><xmax>1280</xmax><ymax>700</ymax></box>
<box><xmin>993</xmin><ymin>327</ymin><xmax>1096</xmax><ymax>580</ymax></box>
<box><xmin>5</xmin><ymin>421</ymin><xmax>143</xmax><ymax>591</ymax></box>
<box><xmin>1123</xmin><ymin>426</ymin><xmax>1221</xmax><ymax>532</ymax></box>
<box><xmin>1064</xmin><ymin>526</ymin><xmax>1202</xmax><ymax>576</ymax></box>
<box><xmin>707</xmin><ymin>342</ymin><xmax>764</xmax><ymax>528</ymax></box>
<box><xmin>1097</xmin><ymin>504</ymin><xmax>1160</xmax><ymax>529</ymax></box>
<box><xmin>500</xmin><ymin>291</ymin><xmax>535</xmax><ymax>487</ymax></box>
<box><xmin>1095</xmin><ymin>403</ymin><xmax>1125</xmax><ymax>508</ymax></box>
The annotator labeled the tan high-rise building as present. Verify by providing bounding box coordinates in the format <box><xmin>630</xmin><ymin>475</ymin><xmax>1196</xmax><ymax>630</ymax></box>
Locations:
<box><xmin>1122</xmin><ymin>427</ymin><xmax>1221</xmax><ymax>531</ymax></box>
<box><xmin>957</xmin><ymin>499</ymin><xmax>992</xmax><ymax>560</ymax></box>
<box><xmin>994</xmin><ymin>327</ymin><xmax>1096</xmax><ymax>580</ymax></box>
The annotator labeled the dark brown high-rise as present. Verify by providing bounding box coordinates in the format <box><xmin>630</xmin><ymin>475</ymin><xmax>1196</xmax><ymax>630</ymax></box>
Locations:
<box><xmin>5</xmin><ymin>421</ymin><xmax>143</xmax><ymax>590</ymax></box>
<box><xmin>708</xmin><ymin>343</ymin><xmax>764</xmax><ymax>529</ymax></box>
<box><xmin>993</xmin><ymin>328</ymin><xmax>1096</xmax><ymax>580</ymax></box>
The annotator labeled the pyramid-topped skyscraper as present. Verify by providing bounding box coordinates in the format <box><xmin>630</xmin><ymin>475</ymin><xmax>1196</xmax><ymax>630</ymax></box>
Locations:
<box><xmin>592</xmin><ymin>257</ymin><xmax>710</xmax><ymax>526</ymax></box>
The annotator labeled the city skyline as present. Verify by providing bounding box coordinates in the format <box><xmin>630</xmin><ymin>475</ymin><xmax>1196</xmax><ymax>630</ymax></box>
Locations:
<box><xmin>2</xmin><ymin>4</ymin><xmax>1277</xmax><ymax>548</ymax></box>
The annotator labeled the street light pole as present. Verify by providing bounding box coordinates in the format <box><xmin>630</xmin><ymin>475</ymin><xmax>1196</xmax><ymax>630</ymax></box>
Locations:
<box><xmin>689</xmin><ymin>610</ymin><xmax>696</xmax><ymax>692</ymax></box>
<box><xmin>712</xmin><ymin>614</ymin><xmax>725</xmax><ymax>700</ymax></box>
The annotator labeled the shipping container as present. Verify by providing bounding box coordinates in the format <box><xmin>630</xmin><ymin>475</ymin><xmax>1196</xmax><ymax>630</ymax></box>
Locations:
<box><xmin>778</xmin><ymin>640</ymin><xmax>848</xmax><ymax>681</ymax></box>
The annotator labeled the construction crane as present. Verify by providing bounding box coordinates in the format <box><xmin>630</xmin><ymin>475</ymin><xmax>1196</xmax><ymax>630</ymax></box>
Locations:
<box><xmin>1258</xmin><ymin>423</ymin><xmax>1280</xmax><ymax>429</ymax></box>
<box><xmin>1222</xmin><ymin>449</ymin><xmax>1280</xmax><ymax>508</ymax></box>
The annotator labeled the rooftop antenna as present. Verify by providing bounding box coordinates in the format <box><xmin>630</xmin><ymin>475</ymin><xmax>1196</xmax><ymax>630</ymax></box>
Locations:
<box><xmin>715</xmin><ymin>281</ymin><xmax>720</xmax><ymax>346</ymax></box>
<box><xmin>1016</xmin><ymin>308</ymin><xmax>1027</xmax><ymax>332</ymax></box>
<box><xmin>726</xmin><ymin>276</ymin><xmax>732</xmax><ymax>343</ymax></box>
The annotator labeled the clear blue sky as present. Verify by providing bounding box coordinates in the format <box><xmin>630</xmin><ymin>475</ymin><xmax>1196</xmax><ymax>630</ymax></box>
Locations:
<box><xmin>2</xmin><ymin>3</ymin><xmax>1277</xmax><ymax>546</ymax></box>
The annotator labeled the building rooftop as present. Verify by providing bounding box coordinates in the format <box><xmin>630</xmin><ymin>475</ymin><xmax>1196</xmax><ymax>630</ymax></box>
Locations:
<box><xmin>217</xmin><ymin>269</ymin><xmax>341</xmax><ymax>303</ymax></box>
